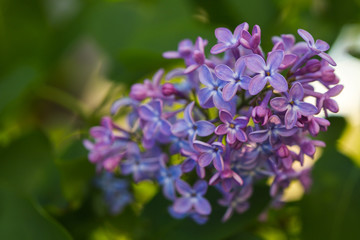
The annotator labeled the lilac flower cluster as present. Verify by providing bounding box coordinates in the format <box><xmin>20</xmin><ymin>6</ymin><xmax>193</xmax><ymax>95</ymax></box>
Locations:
<box><xmin>84</xmin><ymin>23</ymin><xmax>342</xmax><ymax>223</ymax></box>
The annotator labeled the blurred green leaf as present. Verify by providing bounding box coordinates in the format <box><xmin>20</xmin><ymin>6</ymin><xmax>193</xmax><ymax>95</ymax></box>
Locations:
<box><xmin>0</xmin><ymin>130</ymin><xmax>63</xmax><ymax>204</ymax></box>
<box><xmin>129</xmin><ymin>185</ymin><xmax>270</xmax><ymax>240</ymax></box>
<box><xmin>299</xmin><ymin>117</ymin><xmax>360</xmax><ymax>239</ymax></box>
<box><xmin>56</xmin><ymin>139</ymin><xmax>94</xmax><ymax>206</ymax></box>
<box><xmin>0</xmin><ymin>66</ymin><xmax>39</xmax><ymax>114</ymax></box>
<box><xmin>0</xmin><ymin>186</ymin><xmax>72</xmax><ymax>240</ymax></box>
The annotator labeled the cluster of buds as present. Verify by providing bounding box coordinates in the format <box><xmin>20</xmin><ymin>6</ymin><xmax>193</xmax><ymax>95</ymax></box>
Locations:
<box><xmin>84</xmin><ymin>23</ymin><xmax>342</xmax><ymax>223</ymax></box>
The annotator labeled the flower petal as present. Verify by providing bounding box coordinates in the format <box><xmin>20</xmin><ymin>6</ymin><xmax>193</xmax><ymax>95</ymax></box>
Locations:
<box><xmin>219</xmin><ymin>110</ymin><xmax>233</xmax><ymax>123</ymax></box>
<box><xmin>222</xmin><ymin>82</ymin><xmax>238</xmax><ymax>101</ymax></box>
<box><xmin>285</xmin><ymin>108</ymin><xmax>298</xmax><ymax>129</ymax></box>
<box><xmin>193</xmin><ymin>180</ymin><xmax>208</xmax><ymax>195</ymax></box>
<box><xmin>198</xmin><ymin>152</ymin><xmax>214</xmax><ymax>167</ymax></box>
<box><xmin>215</xmin><ymin>64</ymin><xmax>235</xmax><ymax>82</ymax></box>
<box><xmin>194</xmin><ymin>197</ymin><xmax>212</xmax><ymax>215</ymax></box>
<box><xmin>235</xmin><ymin>129</ymin><xmax>247</xmax><ymax>142</ymax></box>
<box><xmin>249</xmin><ymin>75</ymin><xmax>267</xmax><ymax>95</ymax></box>
<box><xmin>198</xmin><ymin>88</ymin><xmax>214</xmax><ymax>107</ymax></box>
<box><xmin>318</xmin><ymin>52</ymin><xmax>336</xmax><ymax>66</ymax></box>
<box><xmin>173</xmin><ymin>197</ymin><xmax>192</xmax><ymax>213</ymax></box>
<box><xmin>215</xmin><ymin>27</ymin><xmax>234</xmax><ymax>43</ymax></box>
<box><xmin>199</xmin><ymin>65</ymin><xmax>215</xmax><ymax>87</ymax></box>
<box><xmin>196</xmin><ymin>121</ymin><xmax>215</xmax><ymax>136</ymax></box>
<box><xmin>298</xmin><ymin>102</ymin><xmax>318</xmax><ymax>116</ymax></box>
<box><xmin>267</xmin><ymin>50</ymin><xmax>284</xmax><ymax>70</ymax></box>
<box><xmin>138</xmin><ymin>105</ymin><xmax>157</xmax><ymax>121</ymax></box>
<box><xmin>213</xmin><ymin>153</ymin><xmax>224</xmax><ymax>171</ymax></box>
<box><xmin>290</xmin><ymin>83</ymin><xmax>304</xmax><ymax>101</ymax></box>
<box><xmin>215</xmin><ymin>124</ymin><xmax>228</xmax><ymax>135</ymax></box>
<box><xmin>175</xmin><ymin>179</ymin><xmax>192</xmax><ymax>195</ymax></box>
<box><xmin>210</xmin><ymin>43</ymin><xmax>229</xmax><ymax>55</ymax></box>
<box><xmin>244</xmin><ymin>54</ymin><xmax>266</xmax><ymax>73</ymax></box>
<box><xmin>226</xmin><ymin>130</ymin><xmax>236</xmax><ymax>144</ymax></box>
<box><xmin>172</xmin><ymin>120</ymin><xmax>190</xmax><ymax>137</ymax></box>
<box><xmin>268</xmin><ymin>73</ymin><xmax>288</xmax><ymax>92</ymax></box>
<box><xmin>298</xmin><ymin>29</ymin><xmax>315</xmax><ymax>46</ymax></box>
<box><xmin>270</xmin><ymin>97</ymin><xmax>288</xmax><ymax>112</ymax></box>
<box><xmin>249</xmin><ymin>130</ymin><xmax>269</xmax><ymax>142</ymax></box>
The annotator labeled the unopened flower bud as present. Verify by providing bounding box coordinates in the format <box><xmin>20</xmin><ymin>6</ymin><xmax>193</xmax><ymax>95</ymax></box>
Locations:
<box><xmin>305</xmin><ymin>59</ymin><xmax>321</xmax><ymax>73</ymax></box>
<box><xmin>130</xmin><ymin>83</ymin><xmax>147</xmax><ymax>101</ymax></box>
<box><xmin>277</xmin><ymin>145</ymin><xmax>289</xmax><ymax>158</ymax></box>
<box><xmin>162</xmin><ymin>83</ymin><xmax>177</xmax><ymax>96</ymax></box>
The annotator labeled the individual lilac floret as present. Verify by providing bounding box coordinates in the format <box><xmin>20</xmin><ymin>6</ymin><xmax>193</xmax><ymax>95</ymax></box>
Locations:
<box><xmin>270</xmin><ymin>83</ymin><xmax>318</xmax><ymax>129</ymax></box>
<box><xmin>215</xmin><ymin>57</ymin><xmax>251</xmax><ymax>101</ymax></box>
<box><xmin>130</xmin><ymin>69</ymin><xmax>165</xmax><ymax>101</ymax></box>
<box><xmin>210</xmin><ymin>22</ymin><xmax>249</xmax><ymax>55</ymax></box>
<box><xmin>173</xmin><ymin>179</ymin><xmax>211</xmax><ymax>215</ymax></box>
<box><xmin>120</xmin><ymin>143</ymin><xmax>161</xmax><ymax>182</ymax></box>
<box><xmin>138</xmin><ymin>99</ymin><xmax>171</xmax><ymax>141</ymax></box>
<box><xmin>209</xmin><ymin>161</ymin><xmax>243</xmax><ymax>192</ymax></box>
<box><xmin>245</xmin><ymin>50</ymin><xmax>288</xmax><ymax>95</ymax></box>
<box><xmin>193</xmin><ymin>141</ymin><xmax>225</xmax><ymax>170</ymax></box>
<box><xmin>168</xmin><ymin>206</ymin><xmax>208</xmax><ymax>224</ymax></box>
<box><xmin>297</xmin><ymin>29</ymin><xmax>336</xmax><ymax>66</ymax></box>
<box><xmin>240</xmin><ymin>25</ymin><xmax>262</xmax><ymax>55</ymax></box>
<box><xmin>215</xmin><ymin>110</ymin><xmax>248</xmax><ymax>144</ymax></box>
<box><xmin>96</xmin><ymin>172</ymin><xmax>133</xmax><ymax>215</ymax></box>
<box><xmin>163</xmin><ymin>39</ymin><xmax>194</xmax><ymax>62</ymax></box>
<box><xmin>219</xmin><ymin>184</ymin><xmax>252</xmax><ymax>222</ymax></box>
<box><xmin>248</xmin><ymin>115</ymin><xmax>298</xmax><ymax>146</ymax></box>
<box><xmin>316</xmin><ymin>84</ymin><xmax>344</xmax><ymax>117</ymax></box>
<box><xmin>157</xmin><ymin>165</ymin><xmax>182</xmax><ymax>200</ymax></box>
<box><xmin>198</xmin><ymin>65</ymin><xmax>234</xmax><ymax>113</ymax></box>
<box><xmin>171</xmin><ymin>102</ymin><xmax>215</xmax><ymax>142</ymax></box>
<box><xmin>252</xmin><ymin>91</ymin><xmax>272</xmax><ymax>125</ymax></box>
<box><xmin>83</xmin><ymin>117</ymin><xmax>130</xmax><ymax>171</ymax></box>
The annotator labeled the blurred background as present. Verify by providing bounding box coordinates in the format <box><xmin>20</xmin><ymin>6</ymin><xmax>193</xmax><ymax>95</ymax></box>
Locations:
<box><xmin>0</xmin><ymin>0</ymin><xmax>360</xmax><ymax>239</ymax></box>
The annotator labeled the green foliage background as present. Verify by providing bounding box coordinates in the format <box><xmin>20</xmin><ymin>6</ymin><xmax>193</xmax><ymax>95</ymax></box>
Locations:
<box><xmin>0</xmin><ymin>0</ymin><xmax>359</xmax><ymax>239</ymax></box>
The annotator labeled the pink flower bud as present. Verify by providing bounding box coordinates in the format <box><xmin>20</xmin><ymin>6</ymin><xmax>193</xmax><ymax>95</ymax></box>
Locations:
<box><xmin>162</xmin><ymin>83</ymin><xmax>177</xmax><ymax>96</ymax></box>
<box><xmin>130</xmin><ymin>83</ymin><xmax>147</xmax><ymax>101</ymax></box>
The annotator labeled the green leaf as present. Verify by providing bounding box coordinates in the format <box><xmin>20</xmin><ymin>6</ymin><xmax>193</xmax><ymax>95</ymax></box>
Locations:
<box><xmin>132</xmin><ymin>185</ymin><xmax>270</xmax><ymax>240</ymax></box>
<box><xmin>0</xmin><ymin>66</ymin><xmax>39</xmax><ymax>114</ymax></box>
<box><xmin>0</xmin><ymin>130</ymin><xmax>63</xmax><ymax>203</ymax></box>
<box><xmin>56</xmin><ymin>139</ymin><xmax>95</xmax><ymax>206</ymax></box>
<box><xmin>0</xmin><ymin>186</ymin><xmax>72</xmax><ymax>240</ymax></box>
<box><xmin>299</xmin><ymin>117</ymin><xmax>360</xmax><ymax>239</ymax></box>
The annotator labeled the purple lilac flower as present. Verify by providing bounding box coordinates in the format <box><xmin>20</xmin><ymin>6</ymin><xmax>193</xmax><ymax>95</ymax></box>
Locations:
<box><xmin>168</xmin><ymin>206</ymin><xmax>208</xmax><ymax>224</ymax></box>
<box><xmin>214</xmin><ymin>57</ymin><xmax>251</xmax><ymax>101</ymax></box>
<box><xmin>211</xmin><ymin>22</ymin><xmax>249</xmax><ymax>55</ymax></box>
<box><xmin>96</xmin><ymin>172</ymin><xmax>133</xmax><ymax>215</ymax></box>
<box><xmin>157</xmin><ymin>165</ymin><xmax>182</xmax><ymax>200</ymax></box>
<box><xmin>129</xmin><ymin>69</ymin><xmax>167</xmax><ymax>101</ymax></box>
<box><xmin>316</xmin><ymin>84</ymin><xmax>343</xmax><ymax>116</ymax></box>
<box><xmin>209</xmin><ymin>162</ymin><xmax>243</xmax><ymax>192</ymax></box>
<box><xmin>248</xmin><ymin>115</ymin><xmax>298</xmax><ymax>146</ymax></box>
<box><xmin>252</xmin><ymin>91</ymin><xmax>272</xmax><ymax>125</ymax></box>
<box><xmin>215</xmin><ymin>110</ymin><xmax>248</xmax><ymax>144</ymax></box>
<box><xmin>172</xmin><ymin>102</ymin><xmax>215</xmax><ymax>141</ymax></box>
<box><xmin>270</xmin><ymin>83</ymin><xmax>318</xmax><ymax>129</ymax></box>
<box><xmin>245</xmin><ymin>50</ymin><xmax>288</xmax><ymax>95</ymax></box>
<box><xmin>218</xmin><ymin>184</ymin><xmax>252</xmax><ymax>222</ymax></box>
<box><xmin>173</xmin><ymin>179</ymin><xmax>211</xmax><ymax>215</ymax></box>
<box><xmin>297</xmin><ymin>29</ymin><xmax>336</xmax><ymax>66</ymax></box>
<box><xmin>83</xmin><ymin>117</ymin><xmax>130</xmax><ymax>171</ymax></box>
<box><xmin>198</xmin><ymin>65</ymin><xmax>235</xmax><ymax>113</ymax></box>
<box><xmin>240</xmin><ymin>25</ymin><xmax>262</xmax><ymax>55</ymax></box>
<box><xmin>85</xmin><ymin>23</ymin><xmax>342</xmax><ymax>223</ymax></box>
<box><xmin>120</xmin><ymin>143</ymin><xmax>162</xmax><ymax>182</ymax></box>
<box><xmin>193</xmin><ymin>141</ymin><xmax>225</xmax><ymax>171</ymax></box>
<box><xmin>138</xmin><ymin>99</ymin><xmax>171</xmax><ymax>142</ymax></box>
